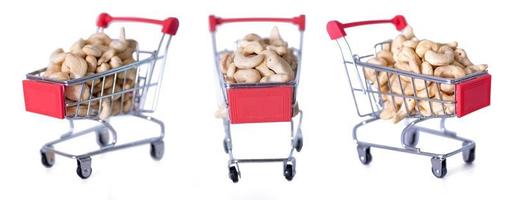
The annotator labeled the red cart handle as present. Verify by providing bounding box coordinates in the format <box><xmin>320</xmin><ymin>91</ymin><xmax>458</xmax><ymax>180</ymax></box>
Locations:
<box><xmin>209</xmin><ymin>15</ymin><xmax>305</xmax><ymax>32</ymax></box>
<box><xmin>327</xmin><ymin>15</ymin><xmax>407</xmax><ymax>40</ymax></box>
<box><xmin>96</xmin><ymin>13</ymin><xmax>179</xmax><ymax>35</ymax></box>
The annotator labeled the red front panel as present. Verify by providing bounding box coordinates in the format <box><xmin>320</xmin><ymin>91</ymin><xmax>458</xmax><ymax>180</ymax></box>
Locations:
<box><xmin>456</xmin><ymin>74</ymin><xmax>492</xmax><ymax>117</ymax></box>
<box><xmin>22</xmin><ymin>80</ymin><xmax>65</xmax><ymax>119</ymax></box>
<box><xmin>228</xmin><ymin>86</ymin><xmax>293</xmax><ymax>124</ymax></box>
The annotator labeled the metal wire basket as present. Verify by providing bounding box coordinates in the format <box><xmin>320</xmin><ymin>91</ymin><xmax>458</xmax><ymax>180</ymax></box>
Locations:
<box><xmin>209</xmin><ymin>14</ymin><xmax>305</xmax><ymax>182</ymax></box>
<box><xmin>22</xmin><ymin>13</ymin><xmax>179</xmax><ymax>179</ymax></box>
<box><xmin>327</xmin><ymin>15</ymin><xmax>491</xmax><ymax>178</ymax></box>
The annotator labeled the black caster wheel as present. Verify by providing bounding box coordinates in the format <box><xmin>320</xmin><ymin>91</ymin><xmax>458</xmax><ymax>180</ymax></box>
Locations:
<box><xmin>76</xmin><ymin>157</ymin><xmax>92</xmax><ymax>179</ymax></box>
<box><xmin>294</xmin><ymin>136</ymin><xmax>303</xmax><ymax>152</ymax></box>
<box><xmin>228</xmin><ymin>165</ymin><xmax>240</xmax><ymax>183</ymax></box>
<box><xmin>357</xmin><ymin>145</ymin><xmax>372</xmax><ymax>165</ymax></box>
<box><xmin>40</xmin><ymin>148</ymin><xmax>55</xmax><ymax>168</ymax></box>
<box><xmin>431</xmin><ymin>157</ymin><xmax>447</xmax><ymax>178</ymax></box>
<box><xmin>95</xmin><ymin>128</ymin><xmax>110</xmax><ymax>147</ymax></box>
<box><xmin>283</xmin><ymin>163</ymin><xmax>296</xmax><ymax>181</ymax></box>
<box><xmin>150</xmin><ymin>140</ymin><xmax>165</xmax><ymax>161</ymax></box>
<box><xmin>402</xmin><ymin>128</ymin><xmax>419</xmax><ymax>147</ymax></box>
<box><xmin>223</xmin><ymin>138</ymin><xmax>229</xmax><ymax>154</ymax></box>
<box><xmin>462</xmin><ymin>142</ymin><xmax>476</xmax><ymax>164</ymax></box>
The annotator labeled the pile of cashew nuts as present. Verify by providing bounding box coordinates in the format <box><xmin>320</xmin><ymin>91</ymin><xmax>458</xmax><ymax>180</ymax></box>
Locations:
<box><xmin>219</xmin><ymin>27</ymin><xmax>298</xmax><ymax>84</ymax></box>
<box><xmin>42</xmin><ymin>28</ymin><xmax>138</xmax><ymax>120</ymax></box>
<box><xmin>365</xmin><ymin>26</ymin><xmax>488</xmax><ymax>123</ymax></box>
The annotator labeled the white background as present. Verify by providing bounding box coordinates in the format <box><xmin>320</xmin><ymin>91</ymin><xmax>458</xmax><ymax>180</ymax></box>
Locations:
<box><xmin>1</xmin><ymin>0</ymin><xmax>511</xmax><ymax>199</ymax></box>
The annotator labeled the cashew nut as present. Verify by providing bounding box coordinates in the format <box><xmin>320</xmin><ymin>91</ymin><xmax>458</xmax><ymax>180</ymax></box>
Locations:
<box><xmin>262</xmin><ymin>49</ymin><xmax>294</xmax><ymax>81</ymax></box>
<box><xmin>454</xmin><ymin>48</ymin><xmax>473</xmax><ymax>66</ymax></box>
<box><xmin>391</xmin><ymin>98</ymin><xmax>416</xmax><ymax>123</ymax></box>
<box><xmin>239</xmin><ymin>40</ymin><xmax>264</xmax><ymax>55</ymax></box>
<box><xmin>402</xmin><ymin>38</ymin><xmax>419</xmax><ymax>49</ymax></box>
<box><xmin>266</xmin><ymin>45</ymin><xmax>288</xmax><ymax>56</ymax></box>
<box><xmin>82</xmin><ymin>44</ymin><xmax>102</xmax><ymax>57</ymax></box>
<box><xmin>434</xmin><ymin>65</ymin><xmax>466</xmax><ymax>79</ymax></box>
<box><xmin>226</xmin><ymin>63</ymin><xmax>237</xmax><ymax>79</ymax></box>
<box><xmin>376</xmin><ymin>50</ymin><xmax>394</xmax><ymax>65</ymax></box>
<box><xmin>87</xmin><ymin>32</ymin><xmax>112</xmax><ymax>46</ymax></box>
<box><xmin>402</xmin><ymin>26</ymin><xmax>415</xmax><ymax>40</ymax></box>
<box><xmin>99</xmin><ymin>99</ymin><xmax>112</xmax><ymax>120</ymax></box>
<box><xmin>243</xmin><ymin>33</ymin><xmax>261</xmax><ymax>41</ymax></box>
<box><xmin>434</xmin><ymin>65</ymin><xmax>466</xmax><ymax>93</ymax></box>
<box><xmin>390</xmin><ymin>74</ymin><xmax>414</xmax><ymax>96</ymax></box>
<box><xmin>117</xmin><ymin>68</ymin><xmax>137</xmax><ymax>80</ymax></box>
<box><xmin>284</xmin><ymin>49</ymin><xmax>298</xmax><ymax>70</ymax></box>
<box><xmin>270</xmin><ymin>26</ymin><xmax>287</xmax><ymax>46</ymax></box>
<box><xmin>464</xmin><ymin>64</ymin><xmax>488</xmax><ymax>74</ymax></box>
<box><xmin>233</xmin><ymin>49</ymin><xmax>265</xmax><ymax>69</ymax></box>
<box><xmin>50</xmin><ymin>48</ymin><xmax>66</xmax><ymax>64</ymax></box>
<box><xmin>233</xmin><ymin>69</ymin><xmax>261</xmax><ymax>83</ymax></box>
<box><xmin>70</xmin><ymin>39</ymin><xmax>86</xmax><ymax>57</ymax></box>
<box><xmin>85</xmin><ymin>55</ymin><xmax>97</xmax><ymax>72</ymax></box>
<box><xmin>96</xmin><ymin>63</ymin><xmax>111</xmax><ymax>73</ymax></box>
<box><xmin>219</xmin><ymin>51</ymin><xmax>234</xmax><ymax>73</ymax></box>
<box><xmin>391</xmin><ymin>35</ymin><xmax>406</xmax><ymax>54</ymax></box>
<box><xmin>415</xmin><ymin>40</ymin><xmax>440</xmax><ymax>58</ymax></box>
<box><xmin>396</xmin><ymin>47</ymin><xmax>421</xmax><ymax>68</ymax></box>
<box><xmin>65</xmin><ymin>84</ymin><xmax>90</xmax><ymax>101</ymax></box>
<box><xmin>425</xmin><ymin>45</ymin><xmax>454</xmax><ymax>66</ymax></box>
<box><xmin>379</xmin><ymin>100</ymin><xmax>396</xmax><ymax>120</ymax></box>
<box><xmin>365</xmin><ymin>57</ymin><xmax>387</xmax><ymax>83</ymax></box>
<box><xmin>110</xmin><ymin>56</ymin><xmax>123</xmax><ymax>68</ymax></box>
<box><xmin>123</xmin><ymin>98</ymin><xmax>133</xmax><ymax>113</ymax></box>
<box><xmin>47</xmin><ymin>72</ymin><xmax>70</xmax><ymax>81</ymax></box>
<box><xmin>98</xmin><ymin>48</ymin><xmax>116</xmax><ymax>65</ymax></box>
<box><xmin>62</xmin><ymin>54</ymin><xmax>87</xmax><ymax>78</ymax></box>
<box><xmin>255</xmin><ymin>60</ymin><xmax>274</xmax><ymax>77</ymax></box>
<box><xmin>260</xmin><ymin>74</ymin><xmax>292</xmax><ymax>83</ymax></box>
<box><xmin>66</xmin><ymin>105</ymin><xmax>88</xmax><ymax>117</ymax></box>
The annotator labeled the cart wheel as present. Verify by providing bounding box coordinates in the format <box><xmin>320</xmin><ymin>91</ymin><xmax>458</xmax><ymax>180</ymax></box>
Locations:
<box><xmin>95</xmin><ymin>128</ymin><xmax>110</xmax><ymax>147</ymax></box>
<box><xmin>357</xmin><ymin>145</ymin><xmax>372</xmax><ymax>165</ymax></box>
<box><xmin>40</xmin><ymin>148</ymin><xmax>55</xmax><ymax>168</ymax></box>
<box><xmin>462</xmin><ymin>142</ymin><xmax>476</xmax><ymax>164</ymax></box>
<box><xmin>228</xmin><ymin>165</ymin><xmax>240</xmax><ymax>183</ymax></box>
<box><xmin>150</xmin><ymin>140</ymin><xmax>165</xmax><ymax>161</ymax></box>
<box><xmin>431</xmin><ymin>157</ymin><xmax>447</xmax><ymax>178</ymax></box>
<box><xmin>294</xmin><ymin>136</ymin><xmax>303</xmax><ymax>152</ymax></box>
<box><xmin>283</xmin><ymin>163</ymin><xmax>296</xmax><ymax>181</ymax></box>
<box><xmin>223</xmin><ymin>138</ymin><xmax>229</xmax><ymax>154</ymax></box>
<box><xmin>76</xmin><ymin>157</ymin><xmax>92</xmax><ymax>179</ymax></box>
<box><xmin>402</xmin><ymin>128</ymin><xmax>419</xmax><ymax>147</ymax></box>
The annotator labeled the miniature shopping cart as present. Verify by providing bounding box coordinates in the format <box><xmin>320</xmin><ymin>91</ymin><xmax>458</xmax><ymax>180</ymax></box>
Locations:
<box><xmin>209</xmin><ymin>15</ymin><xmax>305</xmax><ymax>182</ymax></box>
<box><xmin>327</xmin><ymin>15</ymin><xmax>491</xmax><ymax>178</ymax></box>
<box><xmin>22</xmin><ymin>13</ymin><xmax>179</xmax><ymax>179</ymax></box>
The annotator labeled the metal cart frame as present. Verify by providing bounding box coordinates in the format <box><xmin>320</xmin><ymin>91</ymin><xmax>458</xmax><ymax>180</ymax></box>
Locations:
<box><xmin>209</xmin><ymin>15</ymin><xmax>306</xmax><ymax>182</ymax></box>
<box><xmin>327</xmin><ymin>15</ymin><xmax>491</xmax><ymax>178</ymax></box>
<box><xmin>22</xmin><ymin>13</ymin><xmax>179</xmax><ymax>179</ymax></box>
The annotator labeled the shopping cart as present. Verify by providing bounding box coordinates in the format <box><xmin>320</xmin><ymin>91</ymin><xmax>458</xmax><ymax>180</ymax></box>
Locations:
<box><xmin>326</xmin><ymin>15</ymin><xmax>491</xmax><ymax>178</ymax></box>
<box><xmin>209</xmin><ymin>15</ymin><xmax>305</xmax><ymax>182</ymax></box>
<box><xmin>22</xmin><ymin>13</ymin><xmax>179</xmax><ymax>179</ymax></box>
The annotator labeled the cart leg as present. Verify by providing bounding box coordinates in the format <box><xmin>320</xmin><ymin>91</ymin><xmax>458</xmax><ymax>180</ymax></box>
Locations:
<box><xmin>40</xmin><ymin>146</ymin><xmax>55</xmax><ymax>168</ymax></box>
<box><xmin>228</xmin><ymin>161</ymin><xmax>240</xmax><ymax>183</ymax></box>
<box><xmin>357</xmin><ymin>144</ymin><xmax>372</xmax><ymax>165</ymax></box>
<box><xmin>283</xmin><ymin>157</ymin><xmax>296</xmax><ymax>181</ymax></box>
<box><xmin>462</xmin><ymin>141</ymin><xmax>476</xmax><ymax>164</ymax></box>
<box><xmin>431</xmin><ymin>157</ymin><xmax>447</xmax><ymax>178</ymax></box>
<box><xmin>76</xmin><ymin>156</ymin><xmax>92</xmax><ymax>179</ymax></box>
<box><xmin>291</xmin><ymin>110</ymin><xmax>304</xmax><ymax>152</ymax></box>
<box><xmin>223</xmin><ymin>118</ymin><xmax>233</xmax><ymax>154</ymax></box>
<box><xmin>150</xmin><ymin>140</ymin><xmax>165</xmax><ymax>160</ymax></box>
